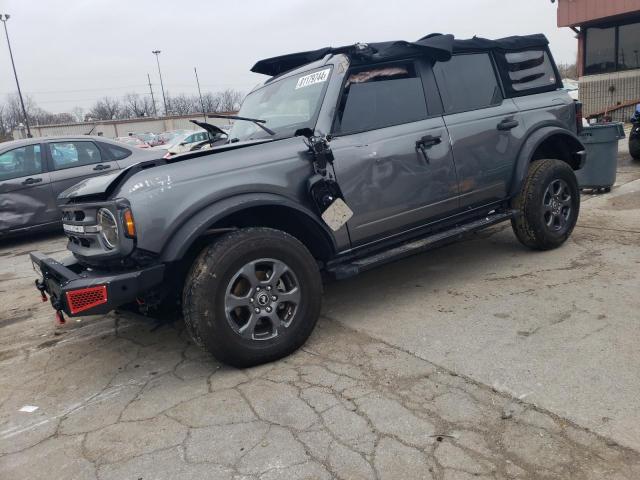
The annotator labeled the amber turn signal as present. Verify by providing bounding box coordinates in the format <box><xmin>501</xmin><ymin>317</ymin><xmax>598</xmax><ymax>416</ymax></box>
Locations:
<box><xmin>123</xmin><ymin>208</ymin><xmax>136</xmax><ymax>238</ymax></box>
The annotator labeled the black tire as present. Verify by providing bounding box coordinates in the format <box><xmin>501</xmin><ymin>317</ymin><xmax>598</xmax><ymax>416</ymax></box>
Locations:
<box><xmin>630</xmin><ymin>137</ymin><xmax>640</xmax><ymax>160</ymax></box>
<box><xmin>182</xmin><ymin>227</ymin><xmax>322</xmax><ymax>368</ymax></box>
<box><xmin>511</xmin><ymin>159</ymin><xmax>580</xmax><ymax>251</ymax></box>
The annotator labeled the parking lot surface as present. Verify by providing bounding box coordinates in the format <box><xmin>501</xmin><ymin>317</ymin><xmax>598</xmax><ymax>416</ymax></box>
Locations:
<box><xmin>1</xmin><ymin>147</ymin><xmax>639</xmax><ymax>479</ymax></box>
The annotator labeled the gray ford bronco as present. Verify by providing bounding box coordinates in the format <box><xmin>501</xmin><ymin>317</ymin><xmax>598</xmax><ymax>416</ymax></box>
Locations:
<box><xmin>31</xmin><ymin>33</ymin><xmax>586</xmax><ymax>367</ymax></box>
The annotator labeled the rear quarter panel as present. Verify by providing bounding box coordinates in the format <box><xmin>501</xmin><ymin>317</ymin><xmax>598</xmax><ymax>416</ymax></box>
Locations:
<box><xmin>512</xmin><ymin>90</ymin><xmax>576</xmax><ymax>134</ymax></box>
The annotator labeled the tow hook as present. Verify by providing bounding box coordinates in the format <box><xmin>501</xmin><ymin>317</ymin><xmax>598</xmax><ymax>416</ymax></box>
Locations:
<box><xmin>35</xmin><ymin>279</ymin><xmax>47</xmax><ymax>302</ymax></box>
<box><xmin>55</xmin><ymin>310</ymin><xmax>66</xmax><ymax>326</ymax></box>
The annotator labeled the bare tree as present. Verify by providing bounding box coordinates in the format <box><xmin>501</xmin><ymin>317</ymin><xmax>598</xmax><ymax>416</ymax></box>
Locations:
<box><xmin>167</xmin><ymin>93</ymin><xmax>198</xmax><ymax>115</ymax></box>
<box><xmin>4</xmin><ymin>93</ymin><xmax>37</xmax><ymax>130</ymax></box>
<box><xmin>217</xmin><ymin>89</ymin><xmax>243</xmax><ymax>112</ymax></box>
<box><xmin>88</xmin><ymin>97</ymin><xmax>123</xmax><ymax>120</ymax></box>
<box><xmin>201</xmin><ymin>92</ymin><xmax>221</xmax><ymax>114</ymax></box>
<box><xmin>71</xmin><ymin>106</ymin><xmax>85</xmax><ymax>123</ymax></box>
<box><xmin>0</xmin><ymin>102</ymin><xmax>9</xmax><ymax>140</ymax></box>
<box><xmin>30</xmin><ymin>109</ymin><xmax>75</xmax><ymax>125</ymax></box>
<box><xmin>557</xmin><ymin>63</ymin><xmax>578</xmax><ymax>80</ymax></box>
<box><xmin>123</xmin><ymin>93</ymin><xmax>155</xmax><ymax>118</ymax></box>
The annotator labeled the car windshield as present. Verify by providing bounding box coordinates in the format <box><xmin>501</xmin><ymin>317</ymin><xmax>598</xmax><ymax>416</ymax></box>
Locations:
<box><xmin>229</xmin><ymin>66</ymin><xmax>332</xmax><ymax>142</ymax></box>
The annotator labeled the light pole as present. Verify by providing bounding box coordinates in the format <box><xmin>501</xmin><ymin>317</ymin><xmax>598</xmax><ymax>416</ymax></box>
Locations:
<box><xmin>0</xmin><ymin>14</ymin><xmax>31</xmax><ymax>138</ymax></box>
<box><xmin>152</xmin><ymin>50</ymin><xmax>168</xmax><ymax>116</ymax></box>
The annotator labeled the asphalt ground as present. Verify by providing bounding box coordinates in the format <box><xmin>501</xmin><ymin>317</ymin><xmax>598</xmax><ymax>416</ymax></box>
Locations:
<box><xmin>1</xmin><ymin>141</ymin><xmax>638</xmax><ymax>479</ymax></box>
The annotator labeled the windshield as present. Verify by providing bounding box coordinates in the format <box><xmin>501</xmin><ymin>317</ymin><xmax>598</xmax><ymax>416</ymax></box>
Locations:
<box><xmin>229</xmin><ymin>66</ymin><xmax>332</xmax><ymax>142</ymax></box>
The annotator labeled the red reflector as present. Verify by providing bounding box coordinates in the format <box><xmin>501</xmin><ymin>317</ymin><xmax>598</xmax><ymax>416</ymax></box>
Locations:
<box><xmin>65</xmin><ymin>285</ymin><xmax>108</xmax><ymax>314</ymax></box>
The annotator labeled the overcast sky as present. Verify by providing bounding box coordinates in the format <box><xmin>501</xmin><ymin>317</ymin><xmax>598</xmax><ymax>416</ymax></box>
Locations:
<box><xmin>0</xmin><ymin>0</ymin><xmax>576</xmax><ymax>114</ymax></box>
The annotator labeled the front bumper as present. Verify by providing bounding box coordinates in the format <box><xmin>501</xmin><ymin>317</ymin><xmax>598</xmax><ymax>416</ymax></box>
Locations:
<box><xmin>30</xmin><ymin>251</ymin><xmax>164</xmax><ymax>317</ymax></box>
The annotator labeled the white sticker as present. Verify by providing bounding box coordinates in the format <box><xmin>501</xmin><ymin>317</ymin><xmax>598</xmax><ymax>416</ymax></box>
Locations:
<box><xmin>63</xmin><ymin>224</ymin><xmax>85</xmax><ymax>234</ymax></box>
<box><xmin>296</xmin><ymin>69</ymin><xmax>331</xmax><ymax>89</ymax></box>
<box><xmin>321</xmin><ymin>198</ymin><xmax>353</xmax><ymax>232</ymax></box>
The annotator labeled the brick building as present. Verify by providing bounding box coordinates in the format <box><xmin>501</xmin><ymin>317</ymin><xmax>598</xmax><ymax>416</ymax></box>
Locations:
<box><xmin>556</xmin><ymin>0</ymin><xmax>640</xmax><ymax>121</ymax></box>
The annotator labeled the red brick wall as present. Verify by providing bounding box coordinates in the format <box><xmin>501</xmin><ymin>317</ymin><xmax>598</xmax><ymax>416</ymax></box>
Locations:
<box><xmin>558</xmin><ymin>0</ymin><xmax>640</xmax><ymax>27</ymax></box>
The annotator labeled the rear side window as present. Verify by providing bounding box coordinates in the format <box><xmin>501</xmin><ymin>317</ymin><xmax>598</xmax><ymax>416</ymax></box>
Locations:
<box><xmin>103</xmin><ymin>143</ymin><xmax>131</xmax><ymax>160</ymax></box>
<box><xmin>0</xmin><ymin>145</ymin><xmax>43</xmax><ymax>181</ymax></box>
<box><xmin>433</xmin><ymin>53</ymin><xmax>503</xmax><ymax>113</ymax></box>
<box><xmin>499</xmin><ymin>49</ymin><xmax>559</xmax><ymax>94</ymax></box>
<box><xmin>333</xmin><ymin>62</ymin><xmax>428</xmax><ymax>135</ymax></box>
<box><xmin>49</xmin><ymin>141</ymin><xmax>102</xmax><ymax>170</ymax></box>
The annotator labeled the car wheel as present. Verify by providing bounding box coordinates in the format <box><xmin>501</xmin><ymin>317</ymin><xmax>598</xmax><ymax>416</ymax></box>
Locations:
<box><xmin>630</xmin><ymin>137</ymin><xmax>640</xmax><ymax>160</ymax></box>
<box><xmin>182</xmin><ymin>227</ymin><xmax>322</xmax><ymax>367</ymax></box>
<box><xmin>511</xmin><ymin>159</ymin><xmax>580</xmax><ymax>251</ymax></box>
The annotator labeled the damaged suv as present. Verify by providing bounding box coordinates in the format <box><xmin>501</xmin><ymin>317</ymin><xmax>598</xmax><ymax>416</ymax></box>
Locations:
<box><xmin>31</xmin><ymin>33</ymin><xmax>586</xmax><ymax>367</ymax></box>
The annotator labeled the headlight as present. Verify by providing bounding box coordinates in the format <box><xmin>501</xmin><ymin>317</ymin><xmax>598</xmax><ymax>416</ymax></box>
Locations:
<box><xmin>97</xmin><ymin>208</ymin><xmax>119</xmax><ymax>249</ymax></box>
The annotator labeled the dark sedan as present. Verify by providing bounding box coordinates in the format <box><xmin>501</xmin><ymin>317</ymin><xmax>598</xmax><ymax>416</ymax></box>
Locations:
<box><xmin>0</xmin><ymin>136</ymin><xmax>160</xmax><ymax>237</ymax></box>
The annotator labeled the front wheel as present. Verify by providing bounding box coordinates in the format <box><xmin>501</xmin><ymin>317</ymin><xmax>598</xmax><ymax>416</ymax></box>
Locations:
<box><xmin>511</xmin><ymin>159</ymin><xmax>580</xmax><ymax>251</ymax></box>
<box><xmin>630</xmin><ymin>135</ymin><xmax>640</xmax><ymax>160</ymax></box>
<box><xmin>182</xmin><ymin>228</ymin><xmax>322</xmax><ymax>368</ymax></box>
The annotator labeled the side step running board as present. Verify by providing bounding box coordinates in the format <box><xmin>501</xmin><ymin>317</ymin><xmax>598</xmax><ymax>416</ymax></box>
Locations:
<box><xmin>328</xmin><ymin>211</ymin><xmax>514</xmax><ymax>280</ymax></box>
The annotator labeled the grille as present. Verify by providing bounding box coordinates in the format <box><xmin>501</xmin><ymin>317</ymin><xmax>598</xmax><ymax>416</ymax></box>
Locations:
<box><xmin>65</xmin><ymin>286</ymin><xmax>108</xmax><ymax>314</ymax></box>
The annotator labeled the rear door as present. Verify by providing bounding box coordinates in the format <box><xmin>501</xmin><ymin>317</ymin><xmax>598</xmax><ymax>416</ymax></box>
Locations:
<box><xmin>433</xmin><ymin>53</ymin><xmax>525</xmax><ymax>209</ymax></box>
<box><xmin>45</xmin><ymin>140</ymin><xmax>120</xmax><ymax>198</ymax></box>
<box><xmin>330</xmin><ymin>59</ymin><xmax>459</xmax><ymax>246</ymax></box>
<box><xmin>0</xmin><ymin>143</ymin><xmax>58</xmax><ymax>233</ymax></box>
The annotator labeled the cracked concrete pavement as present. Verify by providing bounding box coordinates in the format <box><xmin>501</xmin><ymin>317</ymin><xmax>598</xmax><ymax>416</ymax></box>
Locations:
<box><xmin>0</xmin><ymin>146</ymin><xmax>639</xmax><ymax>479</ymax></box>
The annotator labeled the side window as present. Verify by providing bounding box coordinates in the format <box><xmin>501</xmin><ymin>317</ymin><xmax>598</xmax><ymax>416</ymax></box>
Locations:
<box><xmin>0</xmin><ymin>145</ymin><xmax>43</xmax><ymax>181</ymax></box>
<box><xmin>499</xmin><ymin>50</ymin><xmax>559</xmax><ymax>94</ymax></box>
<box><xmin>49</xmin><ymin>142</ymin><xmax>102</xmax><ymax>170</ymax></box>
<box><xmin>333</xmin><ymin>62</ymin><xmax>428</xmax><ymax>135</ymax></box>
<box><xmin>103</xmin><ymin>143</ymin><xmax>131</xmax><ymax>160</ymax></box>
<box><xmin>433</xmin><ymin>53</ymin><xmax>503</xmax><ymax>113</ymax></box>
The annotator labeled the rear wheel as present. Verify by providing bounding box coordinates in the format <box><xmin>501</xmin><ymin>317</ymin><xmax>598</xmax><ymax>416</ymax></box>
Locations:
<box><xmin>511</xmin><ymin>159</ymin><xmax>580</xmax><ymax>251</ymax></box>
<box><xmin>182</xmin><ymin>228</ymin><xmax>322</xmax><ymax>367</ymax></box>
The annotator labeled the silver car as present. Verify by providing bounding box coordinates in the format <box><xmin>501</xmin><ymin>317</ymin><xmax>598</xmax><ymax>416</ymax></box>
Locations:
<box><xmin>0</xmin><ymin>135</ymin><xmax>159</xmax><ymax>237</ymax></box>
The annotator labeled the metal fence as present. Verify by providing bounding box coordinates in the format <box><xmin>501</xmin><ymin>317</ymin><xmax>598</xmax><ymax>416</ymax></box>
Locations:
<box><xmin>11</xmin><ymin>112</ymin><xmax>237</xmax><ymax>140</ymax></box>
<box><xmin>580</xmin><ymin>69</ymin><xmax>640</xmax><ymax>123</ymax></box>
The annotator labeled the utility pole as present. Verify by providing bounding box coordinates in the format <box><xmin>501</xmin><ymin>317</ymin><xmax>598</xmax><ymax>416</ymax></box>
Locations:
<box><xmin>152</xmin><ymin>50</ymin><xmax>168</xmax><ymax>116</ymax></box>
<box><xmin>147</xmin><ymin>73</ymin><xmax>158</xmax><ymax>117</ymax></box>
<box><xmin>0</xmin><ymin>14</ymin><xmax>31</xmax><ymax>138</ymax></box>
<box><xmin>194</xmin><ymin>67</ymin><xmax>206</xmax><ymax>122</ymax></box>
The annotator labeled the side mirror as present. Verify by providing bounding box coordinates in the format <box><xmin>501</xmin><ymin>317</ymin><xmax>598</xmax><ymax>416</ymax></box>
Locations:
<box><xmin>179</xmin><ymin>142</ymin><xmax>186</xmax><ymax>146</ymax></box>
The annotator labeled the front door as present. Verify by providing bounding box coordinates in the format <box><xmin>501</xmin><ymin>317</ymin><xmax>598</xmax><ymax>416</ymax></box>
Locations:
<box><xmin>0</xmin><ymin>143</ymin><xmax>58</xmax><ymax>233</ymax></box>
<box><xmin>45</xmin><ymin>140</ymin><xmax>120</xmax><ymax>198</ymax></box>
<box><xmin>330</xmin><ymin>60</ymin><xmax>458</xmax><ymax>246</ymax></box>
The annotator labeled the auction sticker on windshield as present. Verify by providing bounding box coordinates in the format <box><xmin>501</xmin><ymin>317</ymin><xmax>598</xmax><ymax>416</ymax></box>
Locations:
<box><xmin>296</xmin><ymin>69</ymin><xmax>330</xmax><ymax>89</ymax></box>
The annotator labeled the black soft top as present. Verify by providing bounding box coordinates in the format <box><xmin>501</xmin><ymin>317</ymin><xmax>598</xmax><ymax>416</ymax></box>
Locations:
<box><xmin>251</xmin><ymin>33</ymin><xmax>550</xmax><ymax>76</ymax></box>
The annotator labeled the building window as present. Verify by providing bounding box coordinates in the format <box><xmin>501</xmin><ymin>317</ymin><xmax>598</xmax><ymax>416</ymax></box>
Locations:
<box><xmin>585</xmin><ymin>21</ymin><xmax>640</xmax><ymax>75</ymax></box>
<box><xmin>619</xmin><ymin>23</ymin><xmax>640</xmax><ymax>71</ymax></box>
<box><xmin>585</xmin><ymin>26</ymin><xmax>616</xmax><ymax>75</ymax></box>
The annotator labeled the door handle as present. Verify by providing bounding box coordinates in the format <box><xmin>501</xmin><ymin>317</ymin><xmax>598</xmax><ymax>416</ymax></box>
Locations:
<box><xmin>93</xmin><ymin>164</ymin><xmax>111</xmax><ymax>171</ymax></box>
<box><xmin>497</xmin><ymin>118</ymin><xmax>520</xmax><ymax>131</ymax></box>
<box><xmin>416</xmin><ymin>135</ymin><xmax>442</xmax><ymax>163</ymax></box>
<box><xmin>22</xmin><ymin>177</ymin><xmax>43</xmax><ymax>185</ymax></box>
<box><xmin>417</xmin><ymin>135</ymin><xmax>442</xmax><ymax>148</ymax></box>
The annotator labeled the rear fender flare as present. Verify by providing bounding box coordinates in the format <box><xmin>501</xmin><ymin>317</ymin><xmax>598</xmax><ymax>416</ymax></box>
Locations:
<box><xmin>160</xmin><ymin>193</ymin><xmax>336</xmax><ymax>262</ymax></box>
<box><xmin>509</xmin><ymin>127</ymin><xmax>585</xmax><ymax>197</ymax></box>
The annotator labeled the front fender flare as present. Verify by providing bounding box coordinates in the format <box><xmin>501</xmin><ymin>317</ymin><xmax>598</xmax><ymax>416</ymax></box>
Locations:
<box><xmin>509</xmin><ymin>127</ymin><xmax>585</xmax><ymax>197</ymax></box>
<box><xmin>160</xmin><ymin>193</ymin><xmax>337</xmax><ymax>262</ymax></box>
